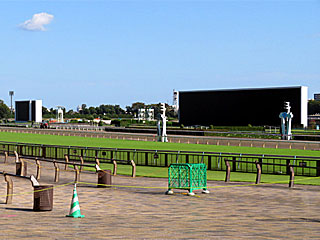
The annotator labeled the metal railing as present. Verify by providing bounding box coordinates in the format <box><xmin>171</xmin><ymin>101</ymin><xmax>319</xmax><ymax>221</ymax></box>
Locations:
<box><xmin>1</xmin><ymin>140</ymin><xmax>320</xmax><ymax>177</ymax></box>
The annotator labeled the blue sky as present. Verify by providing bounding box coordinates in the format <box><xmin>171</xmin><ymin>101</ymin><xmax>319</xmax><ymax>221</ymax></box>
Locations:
<box><xmin>0</xmin><ymin>0</ymin><xmax>319</xmax><ymax>110</ymax></box>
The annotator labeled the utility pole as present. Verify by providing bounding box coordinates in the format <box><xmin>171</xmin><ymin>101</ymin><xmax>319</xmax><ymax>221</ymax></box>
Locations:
<box><xmin>9</xmin><ymin>91</ymin><xmax>14</xmax><ymax>114</ymax></box>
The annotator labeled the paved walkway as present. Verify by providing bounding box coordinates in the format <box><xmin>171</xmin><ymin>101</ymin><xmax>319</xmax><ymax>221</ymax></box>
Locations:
<box><xmin>1</xmin><ymin>156</ymin><xmax>320</xmax><ymax>239</ymax></box>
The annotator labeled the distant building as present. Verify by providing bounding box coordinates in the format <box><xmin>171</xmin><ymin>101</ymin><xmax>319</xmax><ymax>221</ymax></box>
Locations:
<box><xmin>56</xmin><ymin>106</ymin><xmax>64</xmax><ymax>123</ymax></box>
<box><xmin>15</xmin><ymin>100</ymin><xmax>42</xmax><ymax>122</ymax></box>
<box><xmin>92</xmin><ymin>118</ymin><xmax>111</xmax><ymax>125</ymax></box>
<box><xmin>137</xmin><ymin>108</ymin><xmax>154</xmax><ymax>121</ymax></box>
<box><xmin>314</xmin><ymin>94</ymin><xmax>320</xmax><ymax>101</ymax></box>
<box><xmin>77</xmin><ymin>105</ymin><xmax>82</xmax><ymax>112</ymax></box>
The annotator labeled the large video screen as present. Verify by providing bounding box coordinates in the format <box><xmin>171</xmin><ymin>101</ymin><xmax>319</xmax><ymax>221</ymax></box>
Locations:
<box><xmin>15</xmin><ymin>101</ymin><xmax>30</xmax><ymax>122</ymax></box>
<box><xmin>179</xmin><ymin>87</ymin><xmax>303</xmax><ymax>127</ymax></box>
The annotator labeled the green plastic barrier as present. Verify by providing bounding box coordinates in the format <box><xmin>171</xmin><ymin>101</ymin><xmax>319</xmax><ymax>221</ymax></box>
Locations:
<box><xmin>167</xmin><ymin>163</ymin><xmax>209</xmax><ymax>196</ymax></box>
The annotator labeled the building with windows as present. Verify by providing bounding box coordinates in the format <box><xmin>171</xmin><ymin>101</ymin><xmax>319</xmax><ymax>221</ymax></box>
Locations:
<box><xmin>137</xmin><ymin>108</ymin><xmax>154</xmax><ymax>121</ymax></box>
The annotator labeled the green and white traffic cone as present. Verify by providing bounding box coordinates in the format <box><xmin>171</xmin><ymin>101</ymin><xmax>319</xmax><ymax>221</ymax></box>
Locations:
<box><xmin>66</xmin><ymin>184</ymin><xmax>84</xmax><ymax>218</ymax></box>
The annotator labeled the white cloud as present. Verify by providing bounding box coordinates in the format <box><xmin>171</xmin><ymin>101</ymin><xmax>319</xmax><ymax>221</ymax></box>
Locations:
<box><xmin>20</xmin><ymin>12</ymin><xmax>54</xmax><ymax>31</ymax></box>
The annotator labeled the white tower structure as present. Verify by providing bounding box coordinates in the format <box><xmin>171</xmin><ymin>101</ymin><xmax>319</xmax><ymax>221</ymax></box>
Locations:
<box><xmin>57</xmin><ymin>106</ymin><xmax>64</xmax><ymax>123</ymax></box>
<box><xmin>279</xmin><ymin>102</ymin><xmax>293</xmax><ymax>140</ymax></box>
<box><xmin>9</xmin><ymin>91</ymin><xmax>14</xmax><ymax>114</ymax></box>
<box><xmin>157</xmin><ymin>103</ymin><xmax>168</xmax><ymax>142</ymax></box>
<box><xmin>173</xmin><ymin>90</ymin><xmax>179</xmax><ymax>114</ymax></box>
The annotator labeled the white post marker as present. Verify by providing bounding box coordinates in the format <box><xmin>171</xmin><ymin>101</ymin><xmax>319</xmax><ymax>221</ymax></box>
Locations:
<box><xmin>279</xmin><ymin>102</ymin><xmax>293</xmax><ymax>140</ymax></box>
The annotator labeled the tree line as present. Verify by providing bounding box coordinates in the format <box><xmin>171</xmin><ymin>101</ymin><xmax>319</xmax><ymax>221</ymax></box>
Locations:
<box><xmin>0</xmin><ymin>100</ymin><xmax>177</xmax><ymax>120</ymax></box>
<box><xmin>42</xmin><ymin>102</ymin><xmax>177</xmax><ymax>120</ymax></box>
<box><xmin>2</xmin><ymin>99</ymin><xmax>320</xmax><ymax>120</ymax></box>
<box><xmin>308</xmin><ymin>100</ymin><xmax>320</xmax><ymax>115</ymax></box>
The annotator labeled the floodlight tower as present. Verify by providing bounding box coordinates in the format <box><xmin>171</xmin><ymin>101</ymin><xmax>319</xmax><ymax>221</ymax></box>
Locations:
<box><xmin>9</xmin><ymin>91</ymin><xmax>14</xmax><ymax>114</ymax></box>
<box><xmin>172</xmin><ymin>90</ymin><xmax>179</xmax><ymax>114</ymax></box>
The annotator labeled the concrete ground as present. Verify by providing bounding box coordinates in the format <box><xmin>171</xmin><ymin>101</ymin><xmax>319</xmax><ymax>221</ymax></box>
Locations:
<box><xmin>1</xmin><ymin>156</ymin><xmax>320</xmax><ymax>239</ymax></box>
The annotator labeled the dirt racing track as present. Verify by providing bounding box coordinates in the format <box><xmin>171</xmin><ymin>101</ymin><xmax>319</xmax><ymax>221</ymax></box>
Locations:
<box><xmin>1</xmin><ymin>155</ymin><xmax>320</xmax><ymax>239</ymax></box>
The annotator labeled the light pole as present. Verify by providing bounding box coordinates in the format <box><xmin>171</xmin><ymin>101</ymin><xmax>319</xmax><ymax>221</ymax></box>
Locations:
<box><xmin>9</xmin><ymin>91</ymin><xmax>14</xmax><ymax>114</ymax></box>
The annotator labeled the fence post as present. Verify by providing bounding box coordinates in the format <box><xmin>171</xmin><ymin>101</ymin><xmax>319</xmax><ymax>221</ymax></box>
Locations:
<box><xmin>74</xmin><ymin>165</ymin><xmax>80</xmax><ymax>183</ymax></box>
<box><xmin>36</xmin><ymin>159</ymin><xmax>41</xmax><ymax>180</ymax></box>
<box><xmin>95</xmin><ymin>157</ymin><xmax>100</xmax><ymax>166</ymax></box>
<box><xmin>68</xmin><ymin>147</ymin><xmax>70</xmax><ymax>160</ymax></box>
<box><xmin>4</xmin><ymin>151</ymin><xmax>8</xmax><ymax>163</ymax></box>
<box><xmin>286</xmin><ymin>159</ymin><xmax>291</xmax><ymax>175</ymax></box>
<box><xmin>289</xmin><ymin>163</ymin><xmax>294</xmax><ymax>188</ymax></box>
<box><xmin>131</xmin><ymin>160</ymin><xmax>136</xmax><ymax>178</ymax></box>
<box><xmin>186</xmin><ymin>154</ymin><xmax>189</xmax><ymax>164</ymax></box>
<box><xmin>145</xmin><ymin>152</ymin><xmax>148</xmax><ymax>166</ymax></box>
<box><xmin>14</xmin><ymin>151</ymin><xmax>19</xmax><ymax>163</ymax></box>
<box><xmin>225</xmin><ymin>159</ymin><xmax>230</xmax><ymax>182</ymax></box>
<box><xmin>79</xmin><ymin>156</ymin><xmax>84</xmax><ymax>172</ymax></box>
<box><xmin>317</xmin><ymin>160</ymin><xmax>320</xmax><ymax>177</ymax></box>
<box><xmin>258</xmin><ymin>158</ymin><xmax>263</xmax><ymax>174</ymax></box>
<box><xmin>16</xmin><ymin>158</ymin><xmax>27</xmax><ymax>177</ymax></box>
<box><xmin>232</xmin><ymin>157</ymin><xmax>237</xmax><ymax>172</ymax></box>
<box><xmin>4</xmin><ymin>173</ymin><xmax>13</xmax><ymax>204</ymax></box>
<box><xmin>64</xmin><ymin>154</ymin><xmax>69</xmax><ymax>170</ymax></box>
<box><xmin>208</xmin><ymin>155</ymin><xmax>212</xmax><ymax>170</ymax></box>
<box><xmin>113</xmin><ymin>160</ymin><xmax>117</xmax><ymax>175</ymax></box>
<box><xmin>18</xmin><ymin>145</ymin><xmax>23</xmax><ymax>155</ymax></box>
<box><xmin>54</xmin><ymin>161</ymin><xmax>60</xmax><ymax>183</ymax></box>
<box><xmin>42</xmin><ymin>146</ymin><xmax>46</xmax><ymax>158</ymax></box>
<box><xmin>165</xmin><ymin>153</ymin><xmax>168</xmax><ymax>167</ymax></box>
<box><xmin>255</xmin><ymin>161</ymin><xmax>261</xmax><ymax>184</ymax></box>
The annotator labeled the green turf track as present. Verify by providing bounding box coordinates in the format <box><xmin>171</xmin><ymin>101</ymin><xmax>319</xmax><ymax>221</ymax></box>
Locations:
<box><xmin>0</xmin><ymin>131</ymin><xmax>319</xmax><ymax>157</ymax></box>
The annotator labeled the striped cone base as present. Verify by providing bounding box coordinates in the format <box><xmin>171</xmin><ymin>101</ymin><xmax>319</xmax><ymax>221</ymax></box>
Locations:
<box><xmin>66</xmin><ymin>184</ymin><xmax>84</xmax><ymax>218</ymax></box>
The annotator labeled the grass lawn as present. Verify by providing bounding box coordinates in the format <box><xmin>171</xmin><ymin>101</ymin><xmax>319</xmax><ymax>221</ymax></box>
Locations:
<box><xmin>0</xmin><ymin>131</ymin><xmax>319</xmax><ymax>157</ymax></box>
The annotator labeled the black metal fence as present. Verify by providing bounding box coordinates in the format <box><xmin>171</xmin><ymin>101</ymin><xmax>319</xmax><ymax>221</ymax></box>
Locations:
<box><xmin>1</xmin><ymin>141</ymin><xmax>320</xmax><ymax>177</ymax></box>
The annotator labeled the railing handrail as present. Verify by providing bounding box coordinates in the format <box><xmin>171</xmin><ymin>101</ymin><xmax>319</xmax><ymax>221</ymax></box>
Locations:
<box><xmin>0</xmin><ymin>140</ymin><xmax>319</xmax><ymax>161</ymax></box>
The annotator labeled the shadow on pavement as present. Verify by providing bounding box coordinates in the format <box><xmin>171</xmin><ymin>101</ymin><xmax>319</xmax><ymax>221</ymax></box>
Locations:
<box><xmin>5</xmin><ymin>207</ymin><xmax>34</xmax><ymax>212</ymax></box>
